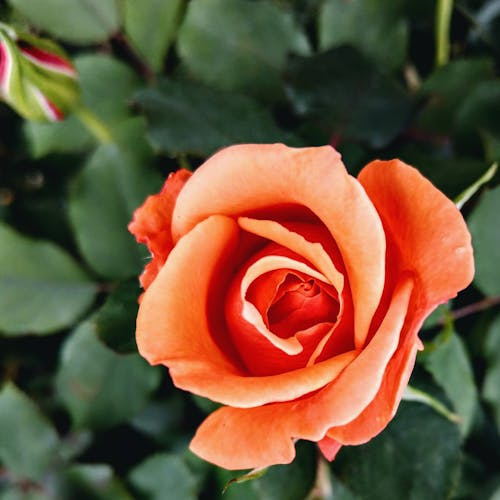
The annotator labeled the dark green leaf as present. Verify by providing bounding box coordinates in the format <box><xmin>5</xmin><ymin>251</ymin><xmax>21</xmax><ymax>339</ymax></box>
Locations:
<box><xmin>422</xmin><ymin>328</ymin><xmax>478</xmax><ymax>437</ymax></box>
<box><xmin>56</xmin><ymin>321</ymin><xmax>160</xmax><ymax>429</ymax></box>
<box><xmin>285</xmin><ymin>47</ymin><xmax>413</xmax><ymax>148</ymax></box>
<box><xmin>217</xmin><ymin>441</ymin><xmax>316</xmax><ymax>500</ymax></box>
<box><xmin>134</xmin><ymin>79</ymin><xmax>299</xmax><ymax>157</ymax></box>
<box><xmin>68</xmin><ymin>125</ymin><xmax>161</xmax><ymax>279</ymax></box>
<box><xmin>55</xmin><ymin>464</ymin><xmax>133</xmax><ymax>500</ymax></box>
<box><xmin>124</xmin><ymin>0</ymin><xmax>185</xmax><ymax>72</ymax></box>
<box><xmin>416</xmin><ymin>58</ymin><xmax>495</xmax><ymax>135</ymax></box>
<box><xmin>467</xmin><ymin>185</ymin><xmax>500</xmax><ymax>296</ymax></box>
<box><xmin>0</xmin><ymin>222</ymin><xmax>96</xmax><ymax>335</ymax></box>
<box><xmin>94</xmin><ymin>280</ymin><xmax>140</xmax><ymax>354</ymax></box>
<box><xmin>319</xmin><ymin>0</ymin><xmax>408</xmax><ymax>71</ymax></box>
<box><xmin>0</xmin><ymin>383</ymin><xmax>60</xmax><ymax>481</ymax></box>
<box><xmin>7</xmin><ymin>0</ymin><xmax>120</xmax><ymax>44</ymax></box>
<box><xmin>23</xmin><ymin>116</ymin><xmax>92</xmax><ymax>159</ymax></box>
<box><xmin>128</xmin><ymin>453</ymin><xmax>198</xmax><ymax>500</ymax></box>
<box><xmin>177</xmin><ymin>0</ymin><xmax>310</xmax><ymax>98</ymax></box>
<box><xmin>456</xmin><ymin>81</ymin><xmax>500</xmax><ymax>141</ymax></box>
<box><xmin>75</xmin><ymin>54</ymin><xmax>142</xmax><ymax>126</ymax></box>
<box><xmin>333</xmin><ymin>402</ymin><xmax>461</xmax><ymax>500</ymax></box>
<box><xmin>483</xmin><ymin>313</ymin><xmax>500</xmax><ymax>432</ymax></box>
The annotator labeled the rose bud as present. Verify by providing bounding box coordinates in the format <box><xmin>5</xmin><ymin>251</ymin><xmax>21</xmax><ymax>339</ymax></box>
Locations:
<box><xmin>129</xmin><ymin>144</ymin><xmax>474</xmax><ymax>470</ymax></box>
<box><xmin>0</xmin><ymin>23</ymin><xmax>79</xmax><ymax>122</ymax></box>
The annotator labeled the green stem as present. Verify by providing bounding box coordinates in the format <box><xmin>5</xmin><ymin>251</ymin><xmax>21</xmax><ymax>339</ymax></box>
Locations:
<box><xmin>435</xmin><ymin>0</ymin><xmax>454</xmax><ymax>67</ymax></box>
<box><xmin>75</xmin><ymin>106</ymin><xmax>113</xmax><ymax>144</ymax></box>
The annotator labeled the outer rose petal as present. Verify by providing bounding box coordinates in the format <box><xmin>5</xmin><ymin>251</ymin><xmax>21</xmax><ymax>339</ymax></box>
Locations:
<box><xmin>137</xmin><ymin>214</ymin><xmax>359</xmax><ymax>407</ymax></box>
<box><xmin>358</xmin><ymin>159</ymin><xmax>474</xmax><ymax>310</ymax></box>
<box><xmin>128</xmin><ymin>169</ymin><xmax>191</xmax><ymax>289</ymax></box>
<box><xmin>326</xmin><ymin>321</ymin><xmax>420</xmax><ymax>444</ymax></box>
<box><xmin>172</xmin><ymin>143</ymin><xmax>386</xmax><ymax>348</ymax></box>
<box><xmin>323</xmin><ymin>160</ymin><xmax>476</xmax><ymax>445</ymax></box>
<box><xmin>190</xmin><ymin>277</ymin><xmax>413</xmax><ymax>469</ymax></box>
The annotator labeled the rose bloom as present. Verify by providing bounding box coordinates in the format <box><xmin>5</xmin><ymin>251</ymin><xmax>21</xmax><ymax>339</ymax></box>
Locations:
<box><xmin>129</xmin><ymin>144</ymin><xmax>473</xmax><ymax>470</ymax></box>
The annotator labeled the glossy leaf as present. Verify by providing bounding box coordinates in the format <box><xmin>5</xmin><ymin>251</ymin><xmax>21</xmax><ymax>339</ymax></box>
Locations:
<box><xmin>286</xmin><ymin>46</ymin><xmax>413</xmax><ymax>148</ymax></box>
<box><xmin>7</xmin><ymin>0</ymin><xmax>120</xmax><ymax>44</ymax></box>
<box><xmin>483</xmin><ymin>313</ymin><xmax>500</xmax><ymax>432</ymax></box>
<box><xmin>55</xmin><ymin>464</ymin><xmax>133</xmax><ymax>500</ymax></box>
<box><xmin>417</xmin><ymin>58</ymin><xmax>495</xmax><ymax>135</ymax></box>
<box><xmin>134</xmin><ymin>79</ymin><xmax>298</xmax><ymax>157</ymax></box>
<box><xmin>68</xmin><ymin>123</ymin><xmax>161</xmax><ymax>279</ymax></box>
<box><xmin>332</xmin><ymin>402</ymin><xmax>461</xmax><ymax>499</ymax></box>
<box><xmin>94</xmin><ymin>279</ymin><xmax>140</xmax><ymax>354</ymax></box>
<box><xmin>124</xmin><ymin>0</ymin><xmax>184</xmax><ymax>72</ymax></box>
<box><xmin>0</xmin><ymin>222</ymin><xmax>96</xmax><ymax>335</ymax></box>
<box><xmin>0</xmin><ymin>383</ymin><xmax>60</xmax><ymax>481</ymax></box>
<box><xmin>422</xmin><ymin>328</ymin><xmax>478</xmax><ymax>437</ymax></box>
<box><xmin>129</xmin><ymin>453</ymin><xmax>198</xmax><ymax>500</ymax></box>
<box><xmin>319</xmin><ymin>0</ymin><xmax>408</xmax><ymax>71</ymax></box>
<box><xmin>468</xmin><ymin>185</ymin><xmax>500</xmax><ymax>296</ymax></box>
<box><xmin>177</xmin><ymin>0</ymin><xmax>310</xmax><ymax>98</ymax></box>
<box><xmin>56</xmin><ymin>321</ymin><xmax>160</xmax><ymax>429</ymax></box>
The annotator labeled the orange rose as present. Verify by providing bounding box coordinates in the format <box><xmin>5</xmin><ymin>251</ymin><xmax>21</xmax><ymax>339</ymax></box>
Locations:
<box><xmin>129</xmin><ymin>144</ymin><xmax>473</xmax><ymax>470</ymax></box>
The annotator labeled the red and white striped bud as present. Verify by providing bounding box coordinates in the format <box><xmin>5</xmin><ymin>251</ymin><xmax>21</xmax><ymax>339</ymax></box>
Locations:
<box><xmin>0</xmin><ymin>23</ymin><xmax>80</xmax><ymax>122</ymax></box>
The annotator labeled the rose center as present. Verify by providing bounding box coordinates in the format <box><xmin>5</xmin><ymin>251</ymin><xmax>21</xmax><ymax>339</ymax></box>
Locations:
<box><xmin>248</xmin><ymin>270</ymin><xmax>340</xmax><ymax>340</ymax></box>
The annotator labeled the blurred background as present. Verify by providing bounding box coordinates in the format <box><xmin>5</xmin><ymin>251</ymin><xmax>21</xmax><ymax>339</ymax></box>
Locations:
<box><xmin>0</xmin><ymin>0</ymin><xmax>500</xmax><ymax>498</ymax></box>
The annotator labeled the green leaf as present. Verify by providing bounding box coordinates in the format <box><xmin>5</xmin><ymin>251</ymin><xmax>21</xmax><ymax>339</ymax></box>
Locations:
<box><xmin>456</xmin><ymin>80</ymin><xmax>500</xmax><ymax>139</ymax></box>
<box><xmin>128</xmin><ymin>453</ymin><xmax>198</xmax><ymax>500</ymax></box>
<box><xmin>0</xmin><ymin>488</ymin><xmax>52</xmax><ymax>500</ymax></box>
<box><xmin>286</xmin><ymin>46</ymin><xmax>413</xmax><ymax>148</ymax></box>
<box><xmin>333</xmin><ymin>402</ymin><xmax>461</xmax><ymax>500</ymax></box>
<box><xmin>23</xmin><ymin>115</ymin><xmax>92</xmax><ymax>159</ymax></box>
<box><xmin>56</xmin><ymin>321</ymin><xmax>160</xmax><ymax>429</ymax></box>
<box><xmin>94</xmin><ymin>280</ymin><xmax>140</xmax><ymax>354</ymax></box>
<box><xmin>254</xmin><ymin>441</ymin><xmax>316</xmax><ymax>500</ymax></box>
<box><xmin>55</xmin><ymin>464</ymin><xmax>133</xmax><ymax>500</ymax></box>
<box><xmin>483</xmin><ymin>313</ymin><xmax>500</xmax><ymax>432</ymax></box>
<box><xmin>0</xmin><ymin>383</ymin><xmax>60</xmax><ymax>481</ymax></box>
<box><xmin>134</xmin><ymin>79</ymin><xmax>299</xmax><ymax>157</ymax></box>
<box><xmin>319</xmin><ymin>0</ymin><xmax>408</xmax><ymax>71</ymax></box>
<box><xmin>7</xmin><ymin>0</ymin><xmax>120</xmax><ymax>44</ymax></box>
<box><xmin>124</xmin><ymin>0</ymin><xmax>184</xmax><ymax>72</ymax></box>
<box><xmin>0</xmin><ymin>222</ymin><xmax>96</xmax><ymax>335</ymax></box>
<box><xmin>68</xmin><ymin>124</ymin><xmax>161</xmax><ymax>279</ymax></box>
<box><xmin>177</xmin><ymin>0</ymin><xmax>310</xmax><ymax>98</ymax></box>
<box><xmin>416</xmin><ymin>58</ymin><xmax>495</xmax><ymax>135</ymax></box>
<box><xmin>216</xmin><ymin>441</ymin><xmax>316</xmax><ymax>500</ymax></box>
<box><xmin>421</xmin><ymin>326</ymin><xmax>478</xmax><ymax>437</ymax></box>
<box><xmin>75</xmin><ymin>54</ymin><xmax>142</xmax><ymax>126</ymax></box>
<box><xmin>467</xmin><ymin>185</ymin><xmax>500</xmax><ymax>296</ymax></box>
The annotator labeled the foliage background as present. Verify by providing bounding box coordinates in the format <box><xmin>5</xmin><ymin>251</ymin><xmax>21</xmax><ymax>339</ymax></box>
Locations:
<box><xmin>1</xmin><ymin>0</ymin><xmax>500</xmax><ymax>498</ymax></box>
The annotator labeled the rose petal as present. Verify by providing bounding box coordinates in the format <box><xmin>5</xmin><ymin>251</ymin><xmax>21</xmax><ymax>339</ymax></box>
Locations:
<box><xmin>128</xmin><ymin>169</ymin><xmax>191</xmax><ymax>289</ymax></box>
<box><xmin>239</xmin><ymin>254</ymin><xmax>331</xmax><ymax>355</ymax></box>
<box><xmin>358</xmin><ymin>159</ymin><xmax>474</xmax><ymax>311</ymax></box>
<box><xmin>137</xmin><ymin>214</ymin><xmax>358</xmax><ymax>407</ymax></box>
<box><xmin>325</xmin><ymin>320</ymin><xmax>420</xmax><ymax>444</ymax></box>
<box><xmin>318</xmin><ymin>436</ymin><xmax>343</xmax><ymax>461</ymax></box>
<box><xmin>238</xmin><ymin>217</ymin><xmax>344</xmax><ymax>292</ymax></box>
<box><xmin>190</xmin><ymin>276</ymin><xmax>413</xmax><ymax>469</ymax></box>
<box><xmin>172</xmin><ymin>144</ymin><xmax>385</xmax><ymax>348</ymax></box>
